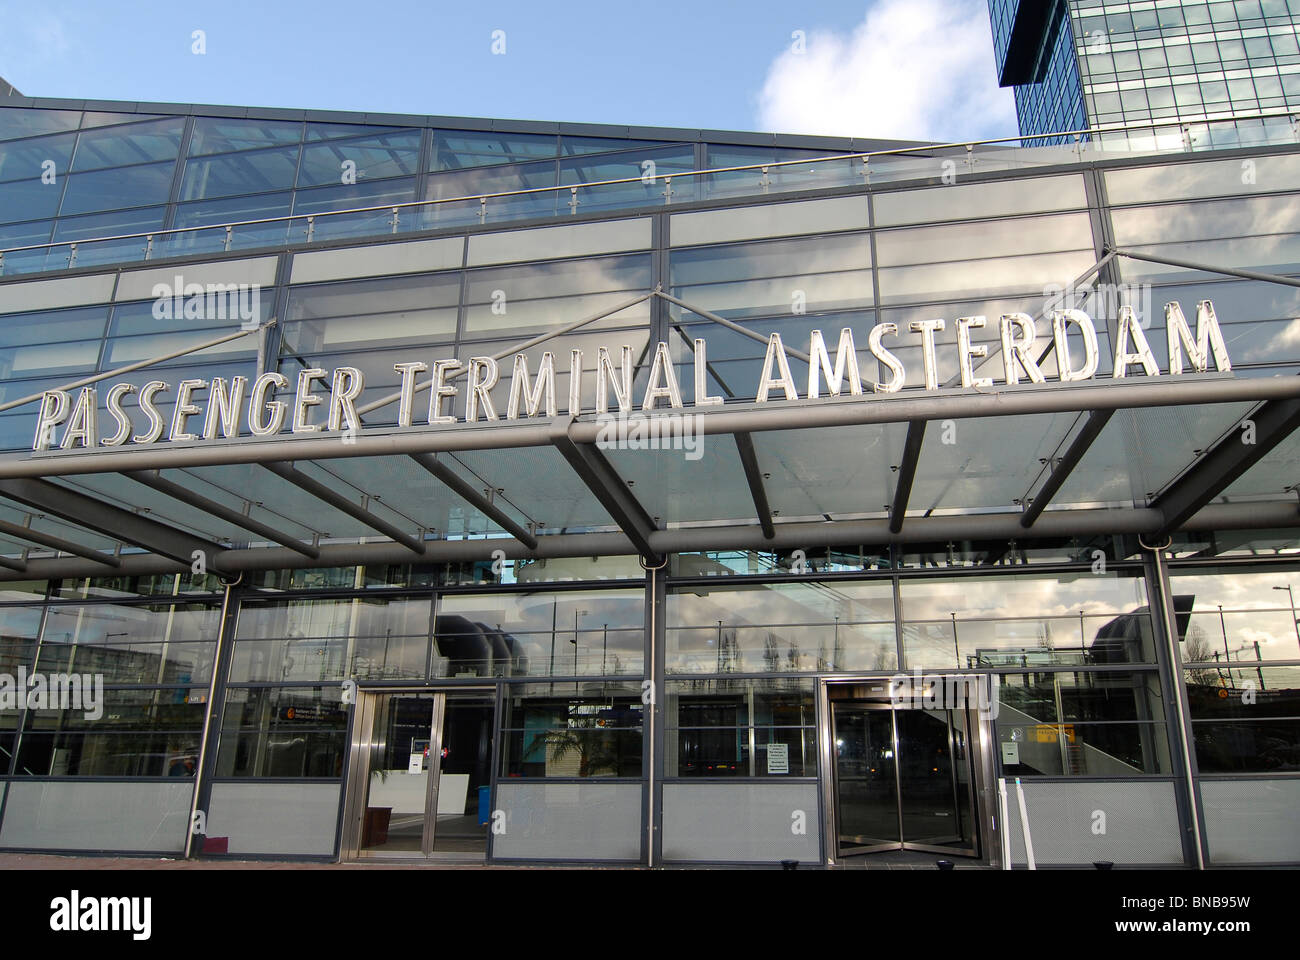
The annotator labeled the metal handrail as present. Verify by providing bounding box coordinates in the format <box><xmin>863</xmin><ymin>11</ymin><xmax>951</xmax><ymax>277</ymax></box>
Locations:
<box><xmin>0</xmin><ymin>108</ymin><xmax>1295</xmax><ymax>262</ymax></box>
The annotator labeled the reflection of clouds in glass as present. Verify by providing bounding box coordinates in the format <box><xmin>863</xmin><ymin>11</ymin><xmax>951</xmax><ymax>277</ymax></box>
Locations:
<box><xmin>901</xmin><ymin>576</ymin><xmax>1146</xmax><ymax>622</ymax></box>
<box><xmin>440</xmin><ymin>590</ymin><xmax>643</xmax><ymax>633</ymax></box>
<box><xmin>1173</xmin><ymin>571</ymin><xmax>1300</xmax><ymax>609</ymax></box>
<box><xmin>1241</xmin><ymin>316</ymin><xmax>1300</xmax><ymax>363</ymax></box>
<box><xmin>671</xmin><ymin>582</ymin><xmax>894</xmax><ymax>628</ymax></box>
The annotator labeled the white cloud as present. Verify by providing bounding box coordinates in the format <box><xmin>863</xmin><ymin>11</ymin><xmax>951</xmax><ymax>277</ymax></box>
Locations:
<box><xmin>756</xmin><ymin>0</ymin><xmax>1018</xmax><ymax>142</ymax></box>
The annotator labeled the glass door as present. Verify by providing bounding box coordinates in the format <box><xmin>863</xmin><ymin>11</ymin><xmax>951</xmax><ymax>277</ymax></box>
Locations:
<box><xmin>346</xmin><ymin>688</ymin><xmax>496</xmax><ymax>859</ymax></box>
<box><xmin>832</xmin><ymin>697</ymin><xmax>979</xmax><ymax>858</ymax></box>
<box><xmin>896</xmin><ymin>707</ymin><xmax>977</xmax><ymax>856</ymax></box>
<box><xmin>430</xmin><ymin>691</ymin><xmax>496</xmax><ymax>855</ymax></box>
<box><xmin>833</xmin><ymin>703</ymin><xmax>900</xmax><ymax>854</ymax></box>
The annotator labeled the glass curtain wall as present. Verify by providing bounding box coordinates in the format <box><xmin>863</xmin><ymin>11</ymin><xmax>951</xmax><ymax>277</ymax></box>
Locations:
<box><xmin>0</xmin><ymin>573</ymin><xmax>222</xmax><ymax>852</ymax></box>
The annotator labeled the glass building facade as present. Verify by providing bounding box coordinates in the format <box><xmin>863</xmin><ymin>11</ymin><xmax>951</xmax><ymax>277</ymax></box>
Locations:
<box><xmin>989</xmin><ymin>0</ymin><xmax>1300</xmax><ymax>143</ymax></box>
<box><xmin>0</xmin><ymin>87</ymin><xmax>1298</xmax><ymax>867</ymax></box>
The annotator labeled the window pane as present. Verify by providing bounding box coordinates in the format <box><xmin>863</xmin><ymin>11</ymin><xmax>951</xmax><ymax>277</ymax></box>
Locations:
<box><xmin>285</xmin><ymin>271</ymin><xmax>460</xmax><ymax>349</ymax></box>
<box><xmin>188</xmin><ymin>116</ymin><xmax>302</xmax><ymax>156</ymax></box>
<box><xmin>1170</xmin><ymin>567</ymin><xmax>1300</xmax><ymax>662</ymax></box>
<box><xmin>500</xmin><ymin>681</ymin><xmax>643</xmax><ymax>777</ymax></box>
<box><xmin>214</xmin><ymin>685</ymin><xmax>348</xmax><ymax>777</ymax></box>
<box><xmin>668</xmin><ymin>580</ymin><xmax>896</xmax><ymax>674</ymax></box>
<box><xmin>0</xmin><ymin>178</ymin><xmax>62</xmax><ymax>223</ymax></box>
<box><xmin>59</xmin><ymin>162</ymin><xmax>175</xmax><ymax>215</ymax></box>
<box><xmin>437</xmin><ymin>589</ymin><xmax>644</xmax><ymax>679</ymax></box>
<box><xmin>0</xmin><ymin>131</ymin><xmax>76</xmax><ymax>183</ymax></box>
<box><xmin>431</xmin><ymin>129</ymin><xmax>557</xmax><ymax>170</ymax></box>
<box><xmin>16</xmin><ymin>690</ymin><xmax>206</xmax><ymax>777</ymax></box>
<box><xmin>667</xmin><ymin>678</ymin><xmax>816</xmax><ymax>776</ymax></box>
<box><xmin>0</xmin><ymin>107</ymin><xmax>81</xmax><ymax>141</ymax></box>
<box><xmin>464</xmin><ymin>252</ymin><xmax>652</xmax><ymax>339</ymax></box>
<box><xmin>181</xmin><ymin>145</ymin><xmax>301</xmax><ymax>201</ymax></box>
<box><xmin>71</xmin><ymin>117</ymin><xmax>184</xmax><ymax>171</ymax></box>
<box><xmin>296</xmin><ymin>130</ymin><xmax>421</xmax><ymax>187</ymax></box>
<box><xmin>670</xmin><ymin>233</ymin><xmax>873</xmax><ymax>321</ymax></box>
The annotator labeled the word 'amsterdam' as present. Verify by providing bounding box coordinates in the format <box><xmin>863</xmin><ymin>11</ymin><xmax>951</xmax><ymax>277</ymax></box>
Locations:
<box><xmin>31</xmin><ymin>301</ymin><xmax>1230</xmax><ymax>450</ymax></box>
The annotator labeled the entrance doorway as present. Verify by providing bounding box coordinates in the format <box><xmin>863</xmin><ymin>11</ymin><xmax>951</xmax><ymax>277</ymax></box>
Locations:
<box><xmin>830</xmin><ymin>688</ymin><xmax>981</xmax><ymax>858</ymax></box>
<box><xmin>342</xmin><ymin>688</ymin><xmax>496</xmax><ymax>859</ymax></box>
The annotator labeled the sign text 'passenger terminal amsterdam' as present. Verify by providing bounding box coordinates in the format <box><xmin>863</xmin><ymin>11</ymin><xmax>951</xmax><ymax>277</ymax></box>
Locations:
<box><xmin>30</xmin><ymin>301</ymin><xmax>1231</xmax><ymax>451</ymax></box>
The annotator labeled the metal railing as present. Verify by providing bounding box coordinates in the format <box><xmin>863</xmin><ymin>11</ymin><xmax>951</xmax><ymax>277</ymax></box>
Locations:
<box><xmin>0</xmin><ymin>109</ymin><xmax>1297</xmax><ymax>277</ymax></box>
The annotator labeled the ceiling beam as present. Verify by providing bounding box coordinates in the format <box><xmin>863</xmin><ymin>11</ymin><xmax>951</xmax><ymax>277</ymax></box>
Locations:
<box><xmin>733</xmin><ymin>432</ymin><xmax>775</xmax><ymax>540</ymax></box>
<box><xmin>0</xmin><ymin>515</ymin><xmax>120</xmax><ymax>567</ymax></box>
<box><xmin>1152</xmin><ymin>397</ymin><xmax>1300</xmax><ymax>536</ymax></box>
<box><xmin>3</xmin><ymin>499</ymin><xmax>1298</xmax><ymax>583</ymax></box>
<box><xmin>551</xmin><ymin>424</ymin><xmax>660</xmax><ymax>560</ymax></box>
<box><xmin>124</xmin><ymin>469</ymin><xmax>319</xmax><ymax>559</ymax></box>
<box><xmin>889</xmin><ymin>421</ymin><xmax>927</xmax><ymax>534</ymax></box>
<box><xmin>0</xmin><ymin>477</ymin><xmax>227</xmax><ymax>568</ymax></box>
<box><xmin>1020</xmin><ymin>410</ymin><xmax>1114</xmax><ymax>527</ymax></box>
<box><xmin>409</xmin><ymin>453</ymin><xmax>538</xmax><ymax>550</ymax></box>
<box><xmin>261</xmin><ymin>462</ymin><xmax>425</xmax><ymax>555</ymax></box>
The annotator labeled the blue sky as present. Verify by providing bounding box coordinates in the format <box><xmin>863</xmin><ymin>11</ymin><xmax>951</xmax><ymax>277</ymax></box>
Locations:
<box><xmin>0</xmin><ymin>0</ymin><xmax>1018</xmax><ymax>141</ymax></box>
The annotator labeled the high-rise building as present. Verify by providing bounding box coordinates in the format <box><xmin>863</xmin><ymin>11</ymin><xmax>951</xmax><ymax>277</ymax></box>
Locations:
<box><xmin>990</xmin><ymin>0</ymin><xmax>1300</xmax><ymax>142</ymax></box>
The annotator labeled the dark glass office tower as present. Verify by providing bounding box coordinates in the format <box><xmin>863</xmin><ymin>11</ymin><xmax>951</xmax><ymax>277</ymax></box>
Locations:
<box><xmin>990</xmin><ymin>0</ymin><xmax>1300</xmax><ymax>142</ymax></box>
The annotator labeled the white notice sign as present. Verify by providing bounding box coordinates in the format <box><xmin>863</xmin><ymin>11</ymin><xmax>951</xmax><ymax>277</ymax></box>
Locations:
<box><xmin>766</xmin><ymin>743</ymin><xmax>789</xmax><ymax>774</ymax></box>
<box><xmin>1001</xmin><ymin>742</ymin><xmax>1020</xmax><ymax>765</ymax></box>
<box><xmin>407</xmin><ymin>752</ymin><xmax>423</xmax><ymax>774</ymax></box>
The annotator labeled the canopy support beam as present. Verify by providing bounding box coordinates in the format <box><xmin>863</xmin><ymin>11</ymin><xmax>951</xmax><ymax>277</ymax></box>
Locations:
<box><xmin>409</xmin><ymin>453</ymin><xmax>538</xmax><ymax>550</ymax></box>
<box><xmin>3</xmin><ymin>500</ymin><xmax>1297</xmax><ymax>582</ymax></box>
<box><xmin>0</xmin><ymin>515</ymin><xmax>121</xmax><ymax>567</ymax></box>
<box><xmin>734</xmin><ymin>432</ymin><xmax>775</xmax><ymax>539</ymax></box>
<box><xmin>261</xmin><ymin>462</ymin><xmax>425</xmax><ymax>555</ymax></box>
<box><xmin>1020</xmin><ymin>410</ymin><xmax>1114</xmax><ymax>527</ymax></box>
<box><xmin>1152</xmin><ymin>397</ymin><xmax>1300</xmax><ymax>536</ymax></box>
<box><xmin>124</xmin><ymin>469</ymin><xmax>319</xmax><ymax>559</ymax></box>
<box><xmin>890</xmin><ymin>421</ymin><xmax>927</xmax><ymax>534</ymax></box>
<box><xmin>551</xmin><ymin>421</ymin><xmax>660</xmax><ymax>561</ymax></box>
<box><xmin>0</xmin><ymin>477</ymin><xmax>227</xmax><ymax>568</ymax></box>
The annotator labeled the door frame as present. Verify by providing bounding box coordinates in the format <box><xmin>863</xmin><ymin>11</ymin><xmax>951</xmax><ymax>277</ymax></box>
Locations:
<box><xmin>339</xmin><ymin>685</ymin><xmax>497</xmax><ymax>861</ymax></box>
<box><xmin>819</xmin><ymin>675</ymin><xmax>1001</xmax><ymax>866</ymax></box>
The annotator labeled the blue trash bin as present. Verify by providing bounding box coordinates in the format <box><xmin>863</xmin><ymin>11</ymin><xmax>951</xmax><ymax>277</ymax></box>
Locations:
<box><xmin>478</xmin><ymin>785</ymin><xmax>491</xmax><ymax>826</ymax></box>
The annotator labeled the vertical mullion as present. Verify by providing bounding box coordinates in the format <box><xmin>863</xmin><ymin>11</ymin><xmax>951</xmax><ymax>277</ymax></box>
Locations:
<box><xmin>422</xmin><ymin>691</ymin><xmax>445</xmax><ymax>856</ymax></box>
